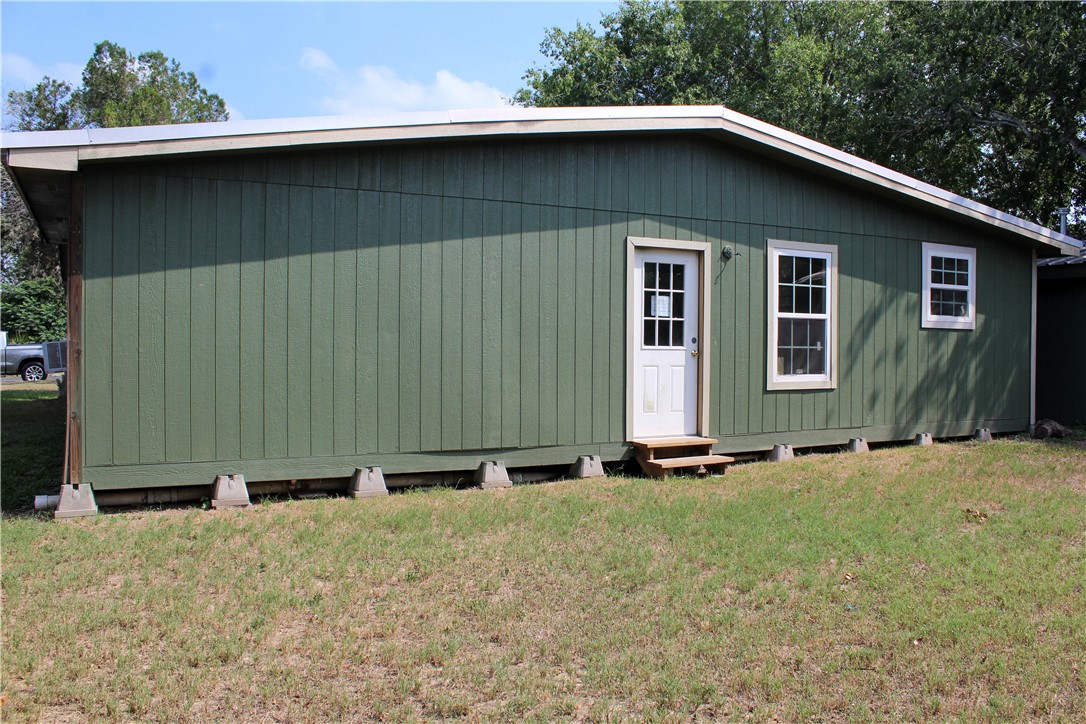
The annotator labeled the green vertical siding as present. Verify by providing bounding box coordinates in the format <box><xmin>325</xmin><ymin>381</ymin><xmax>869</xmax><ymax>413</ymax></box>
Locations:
<box><xmin>310</xmin><ymin>187</ymin><xmax>336</xmax><ymax>458</ymax></box>
<box><xmin>82</xmin><ymin>175</ymin><xmax>113</xmax><ymax>467</ymax></box>
<box><xmin>111</xmin><ymin>174</ymin><xmax>140</xmax><ymax>465</ymax></box>
<box><xmin>137</xmin><ymin>175</ymin><xmax>166</xmax><ymax>463</ymax></box>
<box><xmin>163</xmin><ymin>176</ymin><xmax>192</xmax><ymax>462</ymax></box>
<box><xmin>214</xmin><ymin>180</ymin><xmax>242</xmax><ymax>462</ymax></box>
<box><xmin>80</xmin><ymin>135</ymin><xmax>1035</xmax><ymax>488</ymax></box>
<box><xmin>262</xmin><ymin>184</ymin><xmax>289</xmax><ymax>459</ymax></box>
<box><xmin>239</xmin><ymin>181</ymin><xmax>266</xmax><ymax>461</ymax></box>
<box><xmin>439</xmin><ymin>197</ymin><xmax>464</xmax><ymax>451</ymax></box>
<box><xmin>286</xmin><ymin>185</ymin><xmax>312</xmax><ymax>458</ymax></box>
<box><xmin>331</xmin><ymin>188</ymin><xmax>357</xmax><ymax>456</ymax></box>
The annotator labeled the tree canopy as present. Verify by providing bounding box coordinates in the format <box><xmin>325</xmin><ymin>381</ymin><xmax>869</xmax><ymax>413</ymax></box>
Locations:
<box><xmin>6</xmin><ymin>40</ymin><xmax>228</xmax><ymax>132</ymax></box>
<box><xmin>0</xmin><ymin>278</ymin><xmax>67</xmax><ymax>344</ymax></box>
<box><xmin>2</xmin><ymin>40</ymin><xmax>229</xmax><ymax>287</ymax></box>
<box><xmin>0</xmin><ymin>169</ymin><xmax>57</xmax><ymax>285</ymax></box>
<box><xmin>517</xmin><ymin>0</ymin><xmax>1085</xmax><ymax>238</ymax></box>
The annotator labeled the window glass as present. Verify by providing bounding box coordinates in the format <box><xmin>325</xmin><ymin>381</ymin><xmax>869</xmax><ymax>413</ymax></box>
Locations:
<box><xmin>779</xmin><ymin>285</ymin><xmax>794</xmax><ymax>314</ymax></box>
<box><xmin>644</xmin><ymin>262</ymin><xmax>657</xmax><ymax>289</ymax></box>
<box><xmin>644</xmin><ymin>319</ymin><xmax>656</xmax><ymax>346</ymax></box>
<box><xmin>672</xmin><ymin>320</ymin><xmax>684</xmax><ymax>347</ymax></box>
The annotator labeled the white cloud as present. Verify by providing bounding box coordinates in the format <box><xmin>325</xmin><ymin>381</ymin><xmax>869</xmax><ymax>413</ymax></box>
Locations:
<box><xmin>298</xmin><ymin>48</ymin><xmax>506</xmax><ymax>115</ymax></box>
<box><xmin>1</xmin><ymin>53</ymin><xmax>82</xmax><ymax>89</ymax></box>
<box><xmin>299</xmin><ymin>47</ymin><xmax>337</xmax><ymax>75</ymax></box>
<box><xmin>224</xmin><ymin>101</ymin><xmax>245</xmax><ymax>122</ymax></box>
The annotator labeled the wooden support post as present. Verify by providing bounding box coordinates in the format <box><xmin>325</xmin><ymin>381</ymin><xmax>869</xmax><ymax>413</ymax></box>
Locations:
<box><xmin>67</xmin><ymin>173</ymin><xmax>84</xmax><ymax>485</ymax></box>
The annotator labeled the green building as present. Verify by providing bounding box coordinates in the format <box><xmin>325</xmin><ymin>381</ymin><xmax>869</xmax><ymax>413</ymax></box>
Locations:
<box><xmin>3</xmin><ymin>107</ymin><xmax>1080</xmax><ymax>513</ymax></box>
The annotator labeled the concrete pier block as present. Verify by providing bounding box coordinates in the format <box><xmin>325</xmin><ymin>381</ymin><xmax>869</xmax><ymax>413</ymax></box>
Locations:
<box><xmin>54</xmin><ymin>483</ymin><xmax>97</xmax><ymax>519</ymax></box>
<box><xmin>350</xmin><ymin>466</ymin><xmax>388</xmax><ymax>498</ymax></box>
<box><xmin>569</xmin><ymin>455</ymin><xmax>605</xmax><ymax>479</ymax></box>
<box><xmin>973</xmin><ymin>428</ymin><xmax>992</xmax><ymax>442</ymax></box>
<box><xmin>847</xmin><ymin>437</ymin><xmax>869</xmax><ymax>453</ymax></box>
<box><xmin>913</xmin><ymin>433</ymin><xmax>934</xmax><ymax>447</ymax></box>
<box><xmin>475</xmin><ymin>461</ymin><xmax>511</xmax><ymax>489</ymax></box>
<box><xmin>211</xmin><ymin>474</ymin><xmax>251</xmax><ymax>509</ymax></box>
<box><xmin>767</xmin><ymin>444</ymin><xmax>794</xmax><ymax>462</ymax></box>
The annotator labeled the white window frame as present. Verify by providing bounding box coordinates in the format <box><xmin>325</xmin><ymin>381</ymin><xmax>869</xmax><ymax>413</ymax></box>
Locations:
<box><xmin>766</xmin><ymin>239</ymin><xmax>838</xmax><ymax>391</ymax></box>
<box><xmin>922</xmin><ymin>242</ymin><xmax>976</xmax><ymax>330</ymax></box>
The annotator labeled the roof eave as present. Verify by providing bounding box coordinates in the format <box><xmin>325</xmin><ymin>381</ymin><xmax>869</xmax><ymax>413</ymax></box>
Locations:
<box><xmin>3</xmin><ymin>106</ymin><xmax>1081</xmax><ymax>254</ymax></box>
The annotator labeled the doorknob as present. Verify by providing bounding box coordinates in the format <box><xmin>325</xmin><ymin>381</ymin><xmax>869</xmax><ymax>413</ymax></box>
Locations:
<box><xmin>691</xmin><ymin>350</ymin><xmax>699</xmax><ymax>358</ymax></box>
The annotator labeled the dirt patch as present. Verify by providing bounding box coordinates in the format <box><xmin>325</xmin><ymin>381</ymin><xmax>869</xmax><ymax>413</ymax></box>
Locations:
<box><xmin>36</xmin><ymin>705</ymin><xmax>86</xmax><ymax>723</ymax></box>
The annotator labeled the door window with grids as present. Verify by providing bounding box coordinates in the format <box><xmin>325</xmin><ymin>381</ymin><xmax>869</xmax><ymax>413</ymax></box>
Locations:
<box><xmin>642</xmin><ymin>261</ymin><xmax>686</xmax><ymax>348</ymax></box>
<box><xmin>922</xmin><ymin>242</ymin><xmax>976</xmax><ymax>330</ymax></box>
<box><xmin>767</xmin><ymin>239</ymin><xmax>837</xmax><ymax>390</ymax></box>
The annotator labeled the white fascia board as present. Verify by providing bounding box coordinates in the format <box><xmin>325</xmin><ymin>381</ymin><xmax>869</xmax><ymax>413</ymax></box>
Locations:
<box><xmin>2</xmin><ymin>146</ymin><xmax>79</xmax><ymax>171</ymax></box>
<box><xmin>1</xmin><ymin>105</ymin><xmax>1080</xmax><ymax>254</ymax></box>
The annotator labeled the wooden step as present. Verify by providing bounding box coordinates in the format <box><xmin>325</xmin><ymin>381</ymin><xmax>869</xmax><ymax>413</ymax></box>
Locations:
<box><xmin>630</xmin><ymin>436</ymin><xmax>718</xmax><ymax>461</ymax></box>
<box><xmin>630</xmin><ymin>436</ymin><xmax>718</xmax><ymax>450</ymax></box>
<box><xmin>639</xmin><ymin>454</ymin><xmax>736</xmax><ymax>478</ymax></box>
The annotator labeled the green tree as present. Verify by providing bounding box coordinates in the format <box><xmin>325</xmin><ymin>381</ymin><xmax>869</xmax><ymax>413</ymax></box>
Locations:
<box><xmin>1</xmin><ymin>167</ymin><xmax>59</xmax><ymax>284</ymax></box>
<box><xmin>517</xmin><ymin>0</ymin><xmax>1085</xmax><ymax>237</ymax></box>
<box><xmin>0</xmin><ymin>278</ymin><xmax>67</xmax><ymax>343</ymax></box>
<box><xmin>77</xmin><ymin>41</ymin><xmax>228</xmax><ymax>128</ymax></box>
<box><xmin>3</xmin><ymin>77</ymin><xmax>80</xmax><ymax>132</ymax></box>
<box><xmin>6</xmin><ymin>40</ymin><xmax>228</xmax><ymax>132</ymax></box>
<box><xmin>881</xmin><ymin>2</ymin><xmax>1086</xmax><ymax>235</ymax></box>
<box><xmin>3</xmin><ymin>40</ymin><xmax>229</xmax><ymax>290</ymax></box>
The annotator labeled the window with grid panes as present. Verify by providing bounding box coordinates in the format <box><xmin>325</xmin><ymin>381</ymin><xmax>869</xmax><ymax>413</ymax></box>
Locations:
<box><xmin>921</xmin><ymin>242</ymin><xmax>976</xmax><ymax>330</ymax></box>
<box><xmin>766</xmin><ymin>240</ymin><xmax>837</xmax><ymax>390</ymax></box>
<box><xmin>642</xmin><ymin>261</ymin><xmax>686</xmax><ymax>348</ymax></box>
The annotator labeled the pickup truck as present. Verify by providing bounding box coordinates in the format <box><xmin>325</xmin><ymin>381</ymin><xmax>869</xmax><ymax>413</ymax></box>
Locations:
<box><xmin>0</xmin><ymin>332</ymin><xmax>48</xmax><ymax>381</ymax></box>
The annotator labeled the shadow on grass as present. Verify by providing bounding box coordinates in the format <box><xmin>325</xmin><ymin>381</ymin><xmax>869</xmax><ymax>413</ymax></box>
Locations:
<box><xmin>1</xmin><ymin>388</ymin><xmax>65</xmax><ymax>515</ymax></box>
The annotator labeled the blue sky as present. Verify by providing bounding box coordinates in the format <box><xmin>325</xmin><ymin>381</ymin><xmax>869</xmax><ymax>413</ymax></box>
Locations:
<box><xmin>1</xmin><ymin>2</ymin><xmax>617</xmax><ymax>123</ymax></box>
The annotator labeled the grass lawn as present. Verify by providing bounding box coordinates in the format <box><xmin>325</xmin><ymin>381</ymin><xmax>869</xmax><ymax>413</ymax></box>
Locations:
<box><xmin>1</xmin><ymin>384</ymin><xmax>65</xmax><ymax>513</ymax></box>
<box><xmin>2</xmin><ymin>388</ymin><xmax>1085</xmax><ymax>721</ymax></box>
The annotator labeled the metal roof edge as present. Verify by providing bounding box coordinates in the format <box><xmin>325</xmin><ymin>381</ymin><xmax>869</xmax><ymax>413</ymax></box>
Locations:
<box><xmin>2</xmin><ymin>105</ymin><xmax>1080</xmax><ymax>253</ymax></box>
<box><xmin>0</xmin><ymin>106</ymin><xmax>728</xmax><ymax>149</ymax></box>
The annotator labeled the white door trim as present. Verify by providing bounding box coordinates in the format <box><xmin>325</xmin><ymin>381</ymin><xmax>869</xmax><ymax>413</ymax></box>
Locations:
<box><xmin>626</xmin><ymin>236</ymin><xmax>712</xmax><ymax>440</ymax></box>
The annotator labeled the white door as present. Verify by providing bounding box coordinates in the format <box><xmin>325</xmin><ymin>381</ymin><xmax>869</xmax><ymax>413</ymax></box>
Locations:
<box><xmin>632</xmin><ymin>248</ymin><xmax>700</xmax><ymax>438</ymax></box>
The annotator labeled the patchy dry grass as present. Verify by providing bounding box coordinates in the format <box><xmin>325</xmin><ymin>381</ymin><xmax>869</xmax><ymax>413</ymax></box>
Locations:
<box><xmin>2</xmin><ymin>438</ymin><xmax>1085</xmax><ymax>721</ymax></box>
